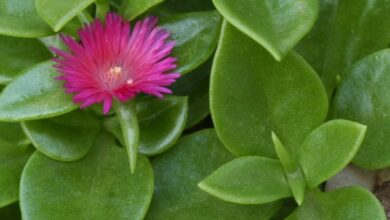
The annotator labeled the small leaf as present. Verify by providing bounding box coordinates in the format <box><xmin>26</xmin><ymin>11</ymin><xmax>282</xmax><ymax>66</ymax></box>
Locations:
<box><xmin>0</xmin><ymin>139</ymin><xmax>34</xmax><ymax>208</ymax></box>
<box><xmin>0</xmin><ymin>0</ymin><xmax>53</xmax><ymax>37</ymax></box>
<box><xmin>22</xmin><ymin>110</ymin><xmax>100</xmax><ymax>161</ymax></box>
<box><xmin>286</xmin><ymin>187</ymin><xmax>386</xmax><ymax>220</ymax></box>
<box><xmin>20</xmin><ymin>133</ymin><xmax>153</xmax><ymax>220</ymax></box>
<box><xmin>272</xmin><ymin>132</ymin><xmax>305</xmax><ymax>205</ymax></box>
<box><xmin>35</xmin><ymin>0</ymin><xmax>95</xmax><ymax>31</ymax></box>
<box><xmin>0</xmin><ymin>36</ymin><xmax>51</xmax><ymax>85</ymax></box>
<box><xmin>298</xmin><ymin>119</ymin><xmax>366</xmax><ymax>188</ymax></box>
<box><xmin>0</xmin><ymin>61</ymin><xmax>77</xmax><ymax>122</ymax></box>
<box><xmin>121</xmin><ymin>0</ymin><xmax>164</xmax><ymax>20</ymax></box>
<box><xmin>212</xmin><ymin>0</ymin><xmax>319</xmax><ymax>60</ymax></box>
<box><xmin>104</xmin><ymin>96</ymin><xmax>188</xmax><ymax>156</ymax></box>
<box><xmin>199</xmin><ymin>156</ymin><xmax>292</xmax><ymax>204</ymax></box>
<box><xmin>211</xmin><ymin>22</ymin><xmax>328</xmax><ymax>158</ymax></box>
<box><xmin>334</xmin><ymin>49</ymin><xmax>390</xmax><ymax>169</ymax></box>
<box><xmin>146</xmin><ymin>129</ymin><xmax>281</xmax><ymax>220</ymax></box>
<box><xmin>160</xmin><ymin>11</ymin><xmax>221</xmax><ymax>74</ymax></box>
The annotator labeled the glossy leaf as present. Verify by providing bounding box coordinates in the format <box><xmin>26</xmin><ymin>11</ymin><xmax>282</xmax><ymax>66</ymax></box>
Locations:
<box><xmin>0</xmin><ymin>122</ymin><xmax>29</xmax><ymax>147</ymax></box>
<box><xmin>199</xmin><ymin>156</ymin><xmax>291</xmax><ymax>204</ymax></box>
<box><xmin>104</xmin><ymin>96</ymin><xmax>188</xmax><ymax>156</ymax></box>
<box><xmin>320</xmin><ymin>0</ymin><xmax>390</xmax><ymax>96</ymax></box>
<box><xmin>0</xmin><ymin>0</ymin><xmax>53</xmax><ymax>37</ymax></box>
<box><xmin>20</xmin><ymin>133</ymin><xmax>153</xmax><ymax>220</ymax></box>
<box><xmin>22</xmin><ymin>110</ymin><xmax>100</xmax><ymax>161</ymax></box>
<box><xmin>333</xmin><ymin>49</ymin><xmax>390</xmax><ymax>169</ymax></box>
<box><xmin>286</xmin><ymin>187</ymin><xmax>386</xmax><ymax>220</ymax></box>
<box><xmin>171</xmin><ymin>60</ymin><xmax>211</xmax><ymax>128</ymax></box>
<box><xmin>272</xmin><ymin>133</ymin><xmax>305</xmax><ymax>205</ymax></box>
<box><xmin>121</xmin><ymin>0</ymin><xmax>164</xmax><ymax>20</ymax></box>
<box><xmin>0</xmin><ymin>61</ymin><xmax>77</xmax><ymax>122</ymax></box>
<box><xmin>213</xmin><ymin>0</ymin><xmax>319</xmax><ymax>61</ymax></box>
<box><xmin>160</xmin><ymin>11</ymin><xmax>221</xmax><ymax>74</ymax></box>
<box><xmin>0</xmin><ymin>36</ymin><xmax>51</xmax><ymax>85</ymax></box>
<box><xmin>146</xmin><ymin>129</ymin><xmax>281</xmax><ymax>220</ymax></box>
<box><xmin>0</xmin><ymin>139</ymin><xmax>33</xmax><ymax>207</ymax></box>
<box><xmin>211</xmin><ymin>22</ymin><xmax>328</xmax><ymax>158</ymax></box>
<box><xmin>299</xmin><ymin>119</ymin><xmax>366</xmax><ymax>188</ymax></box>
<box><xmin>35</xmin><ymin>0</ymin><xmax>96</xmax><ymax>32</ymax></box>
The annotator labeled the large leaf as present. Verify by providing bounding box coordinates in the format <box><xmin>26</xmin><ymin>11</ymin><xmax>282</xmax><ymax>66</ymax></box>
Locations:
<box><xmin>0</xmin><ymin>0</ymin><xmax>52</xmax><ymax>37</ymax></box>
<box><xmin>171</xmin><ymin>60</ymin><xmax>211</xmax><ymax>128</ymax></box>
<box><xmin>0</xmin><ymin>139</ymin><xmax>33</xmax><ymax>208</ymax></box>
<box><xmin>0</xmin><ymin>61</ymin><xmax>77</xmax><ymax>122</ymax></box>
<box><xmin>333</xmin><ymin>49</ymin><xmax>390</xmax><ymax>169</ymax></box>
<box><xmin>35</xmin><ymin>0</ymin><xmax>96</xmax><ymax>32</ymax></box>
<box><xmin>0</xmin><ymin>36</ymin><xmax>51</xmax><ymax>85</ymax></box>
<box><xmin>0</xmin><ymin>122</ymin><xmax>29</xmax><ymax>147</ymax></box>
<box><xmin>104</xmin><ymin>96</ymin><xmax>188</xmax><ymax>156</ymax></box>
<box><xmin>286</xmin><ymin>187</ymin><xmax>386</xmax><ymax>220</ymax></box>
<box><xmin>299</xmin><ymin>120</ymin><xmax>366</xmax><ymax>188</ymax></box>
<box><xmin>320</xmin><ymin>0</ymin><xmax>390</xmax><ymax>96</ymax></box>
<box><xmin>146</xmin><ymin>129</ymin><xmax>281</xmax><ymax>220</ymax></box>
<box><xmin>213</xmin><ymin>0</ymin><xmax>319</xmax><ymax>61</ymax></box>
<box><xmin>199</xmin><ymin>156</ymin><xmax>292</xmax><ymax>204</ymax></box>
<box><xmin>121</xmin><ymin>0</ymin><xmax>164</xmax><ymax>20</ymax></box>
<box><xmin>211</xmin><ymin>22</ymin><xmax>328</xmax><ymax>158</ymax></box>
<box><xmin>160</xmin><ymin>11</ymin><xmax>221</xmax><ymax>75</ymax></box>
<box><xmin>22</xmin><ymin>110</ymin><xmax>100</xmax><ymax>161</ymax></box>
<box><xmin>20</xmin><ymin>133</ymin><xmax>153</xmax><ymax>220</ymax></box>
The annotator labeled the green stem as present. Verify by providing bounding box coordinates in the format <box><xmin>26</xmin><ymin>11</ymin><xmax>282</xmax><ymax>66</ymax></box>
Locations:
<box><xmin>113</xmin><ymin>100</ymin><xmax>139</xmax><ymax>174</ymax></box>
<box><xmin>77</xmin><ymin>10</ymin><xmax>93</xmax><ymax>26</ymax></box>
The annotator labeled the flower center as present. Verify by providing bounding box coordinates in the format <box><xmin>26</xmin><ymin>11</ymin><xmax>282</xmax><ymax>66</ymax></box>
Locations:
<box><xmin>102</xmin><ymin>65</ymin><xmax>134</xmax><ymax>90</ymax></box>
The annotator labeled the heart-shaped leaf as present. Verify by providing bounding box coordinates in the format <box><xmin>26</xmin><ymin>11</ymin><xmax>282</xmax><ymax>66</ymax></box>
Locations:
<box><xmin>22</xmin><ymin>110</ymin><xmax>100</xmax><ymax>161</ymax></box>
<box><xmin>104</xmin><ymin>96</ymin><xmax>188</xmax><ymax>156</ymax></box>
<box><xmin>333</xmin><ymin>49</ymin><xmax>390</xmax><ymax>169</ymax></box>
<box><xmin>20</xmin><ymin>133</ymin><xmax>153</xmax><ymax>220</ymax></box>
<box><xmin>121</xmin><ymin>0</ymin><xmax>164</xmax><ymax>20</ymax></box>
<box><xmin>0</xmin><ymin>61</ymin><xmax>77</xmax><ymax>122</ymax></box>
<box><xmin>0</xmin><ymin>36</ymin><xmax>51</xmax><ymax>85</ymax></box>
<box><xmin>213</xmin><ymin>0</ymin><xmax>319</xmax><ymax>60</ymax></box>
<box><xmin>0</xmin><ymin>0</ymin><xmax>52</xmax><ymax>37</ymax></box>
<box><xmin>35</xmin><ymin>0</ymin><xmax>96</xmax><ymax>32</ymax></box>
<box><xmin>0</xmin><ymin>139</ymin><xmax>33</xmax><ymax>208</ymax></box>
<box><xmin>286</xmin><ymin>187</ymin><xmax>386</xmax><ymax>220</ymax></box>
<box><xmin>199</xmin><ymin>156</ymin><xmax>291</xmax><ymax>204</ymax></box>
<box><xmin>298</xmin><ymin>119</ymin><xmax>366</xmax><ymax>188</ymax></box>
<box><xmin>211</xmin><ymin>22</ymin><xmax>328</xmax><ymax>158</ymax></box>
<box><xmin>160</xmin><ymin>11</ymin><xmax>221</xmax><ymax>75</ymax></box>
<box><xmin>146</xmin><ymin>129</ymin><xmax>281</xmax><ymax>220</ymax></box>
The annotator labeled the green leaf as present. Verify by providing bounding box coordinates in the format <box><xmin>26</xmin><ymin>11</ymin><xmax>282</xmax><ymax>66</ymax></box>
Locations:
<box><xmin>171</xmin><ymin>60</ymin><xmax>211</xmax><ymax>128</ymax></box>
<box><xmin>213</xmin><ymin>0</ymin><xmax>319</xmax><ymax>61</ymax></box>
<box><xmin>320</xmin><ymin>0</ymin><xmax>390</xmax><ymax>96</ymax></box>
<box><xmin>199</xmin><ymin>156</ymin><xmax>291</xmax><ymax>204</ymax></box>
<box><xmin>298</xmin><ymin>119</ymin><xmax>366</xmax><ymax>188</ymax></box>
<box><xmin>0</xmin><ymin>203</ymin><xmax>21</xmax><ymax>220</ymax></box>
<box><xmin>0</xmin><ymin>36</ymin><xmax>51</xmax><ymax>85</ymax></box>
<box><xmin>210</xmin><ymin>22</ymin><xmax>328</xmax><ymax>158</ymax></box>
<box><xmin>20</xmin><ymin>133</ymin><xmax>153</xmax><ymax>220</ymax></box>
<box><xmin>0</xmin><ymin>139</ymin><xmax>34</xmax><ymax>208</ymax></box>
<box><xmin>0</xmin><ymin>122</ymin><xmax>29</xmax><ymax>147</ymax></box>
<box><xmin>104</xmin><ymin>96</ymin><xmax>188</xmax><ymax>156</ymax></box>
<box><xmin>112</xmin><ymin>101</ymin><xmax>139</xmax><ymax>173</ymax></box>
<box><xmin>159</xmin><ymin>0</ymin><xmax>214</xmax><ymax>12</ymax></box>
<box><xmin>146</xmin><ymin>129</ymin><xmax>281</xmax><ymax>220</ymax></box>
<box><xmin>0</xmin><ymin>61</ymin><xmax>77</xmax><ymax>122</ymax></box>
<box><xmin>95</xmin><ymin>0</ymin><xmax>110</xmax><ymax>20</ymax></box>
<box><xmin>22</xmin><ymin>110</ymin><xmax>100</xmax><ymax>162</ymax></box>
<box><xmin>333</xmin><ymin>49</ymin><xmax>390</xmax><ymax>169</ymax></box>
<box><xmin>0</xmin><ymin>0</ymin><xmax>53</xmax><ymax>37</ymax></box>
<box><xmin>286</xmin><ymin>187</ymin><xmax>386</xmax><ymax>220</ymax></box>
<box><xmin>35</xmin><ymin>0</ymin><xmax>95</xmax><ymax>32</ymax></box>
<box><xmin>272</xmin><ymin>133</ymin><xmax>305</xmax><ymax>205</ymax></box>
<box><xmin>121</xmin><ymin>0</ymin><xmax>164</xmax><ymax>20</ymax></box>
<box><xmin>160</xmin><ymin>11</ymin><xmax>221</xmax><ymax>75</ymax></box>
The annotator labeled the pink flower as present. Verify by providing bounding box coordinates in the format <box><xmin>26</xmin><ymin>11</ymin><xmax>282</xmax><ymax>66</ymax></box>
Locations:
<box><xmin>51</xmin><ymin>13</ymin><xmax>180</xmax><ymax>114</ymax></box>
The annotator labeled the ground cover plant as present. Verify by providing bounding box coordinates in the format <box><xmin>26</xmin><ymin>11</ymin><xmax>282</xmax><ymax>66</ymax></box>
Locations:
<box><xmin>0</xmin><ymin>0</ymin><xmax>390</xmax><ymax>219</ymax></box>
